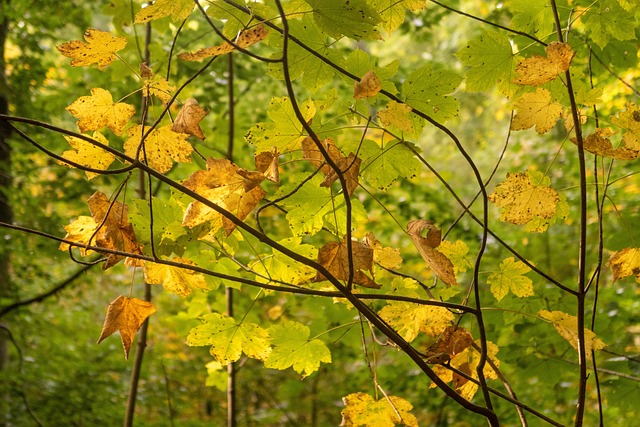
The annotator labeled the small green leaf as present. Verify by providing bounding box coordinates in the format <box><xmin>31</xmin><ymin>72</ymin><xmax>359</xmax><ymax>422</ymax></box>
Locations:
<box><xmin>279</xmin><ymin>174</ymin><xmax>334</xmax><ymax>236</ymax></box>
<box><xmin>265</xmin><ymin>320</ymin><xmax>331</xmax><ymax>377</ymax></box>
<box><xmin>402</xmin><ymin>65</ymin><xmax>461</xmax><ymax>121</ymax></box>
<box><xmin>585</xmin><ymin>0</ymin><xmax>636</xmax><ymax>49</ymax></box>
<box><xmin>360</xmin><ymin>140</ymin><xmax>421</xmax><ymax>190</ymax></box>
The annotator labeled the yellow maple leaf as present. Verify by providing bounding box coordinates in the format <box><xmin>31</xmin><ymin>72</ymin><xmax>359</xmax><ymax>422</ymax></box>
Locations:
<box><xmin>377</xmin><ymin>101</ymin><xmax>414</xmax><ymax>133</ymax></box>
<box><xmin>97</xmin><ymin>295</ymin><xmax>156</xmax><ymax>359</ymax></box>
<box><xmin>487</xmin><ymin>257</ymin><xmax>534</xmax><ymax>301</ymax></box>
<box><xmin>134</xmin><ymin>0</ymin><xmax>194</xmax><ymax>23</ymax></box>
<box><xmin>66</xmin><ymin>88</ymin><xmax>135</xmax><ymax>135</ymax></box>
<box><xmin>511</xmin><ymin>88</ymin><xmax>563</xmax><ymax>134</ymax></box>
<box><xmin>142</xmin><ymin>77</ymin><xmax>175</xmax><ymax>103</ymax></box>
<box><xmin>513</xmin><ymin>42</ymin><xmax>574</xmax><ymax>86</ymax></box>
<box><xmin>539</xmin><ymin>310</ymin><xmax>606</xmax><ymax>360</ymax></box>
<box><xmin>363</xmin><ymin>232</ymin><xmax>403</xmax><ymax>270</ymax></box>
<box><xmin>171</xmin><ymin>98</ymin><xmax>208</xmax><ymax>140</ymax></box>
<box><xmin>178</xmin><ymin>24</ymin><xmax>268</xmax><ymax>61</ymax></box>
<box><xmin>59</xmin><ymin>131</ymin><xmax>115</xmax><ymax>180</ymax></box>
<box><xmin>571</xmin><ymin>128</ymin><xmax>639</xmax><ymax>160</ymax></box>
<box><xmin>354</xmin><ymin>70</ymin><xmax>382</xmax><ymax>100</ymax></box>
<box><xmin>124</xmin><ymin>125</ymin><xmax>193</xmax><ymax>173</ymax></box>
<box><xmin>59</xmin><ymin>215</ymin><xmax>99</xmax><ymax>255</ymax></box>
<box><xmin>313</xmin><ymin>235</ymin><xmax>378</xmax><ymax>289</ymax></box>
<box><xmin>437</xmin><ymin>240</ymin><xmax>472</xmax><ymax>275</ymax></box>
<box><xmin>378</xmin><ymin>301</ymin><xmax>454</xmax><ymax>342</ymax></box>
<box><xmin>57</xmin><ymin>29</ymin><xmax>127</xmax><ymax>69</ymax></box>
<box><xmin>144</xmin><ymin>258</ymin><xmax>209</xmax><ymax>297</ymax></box>
<box><xmin>488</xmin><ymin>170</ymin><xmax>561</xmax><ymax>229</ymax></box>
<box><xmin>608</xmin><ymin>247</ymin><xmax>640</xmax><ymax>282</ymax></box>
<box><xmin>610</xmin><ymin>103</ymin><xmax>640</xmax><ymax>150</ymax></box>
<box><xmin>407</xmin><ymin>219</ymin><xmax>458</xmax><ymax>286</ymax></box>
<box><xmin>182</xmin><ymin>158</ymin><xmax>266</xmax><ymax>236</ymax></box>
<box><xmin>341</xmin><ymin>392</ymin><xmax>419</xmax><ymax>427</ymax></box>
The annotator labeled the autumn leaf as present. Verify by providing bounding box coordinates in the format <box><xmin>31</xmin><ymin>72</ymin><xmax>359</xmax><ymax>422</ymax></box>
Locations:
<box><xmin>250</xmin><ymin>237</ymin><xmax>318</xmax><ymax>285</ymax></box>
<box><xmin>134</xmin><ymin>0</ymin><xmax>194</xmax><ymax>23</ymax></box>
<box><xmin>377</xmin><ymin>101</ymin><xmax>414</xmax><ymax>133</ymax></box>
<box><xmin>407</xmin><ymin>219</ymin><xmax>458</xmax><ymax>286</ymax></box>
<box><xmin>437</xmin><ymin>240</ymin><xmax>472</xmax><ymax>275</ymax></box>
<box><xmin>513</xmin><ymin>42</ymin><xmax>574</xmax><ymax>86</ymax></box>
<box><xmin>142</xmin><ymin>77</ymin><xmax>175</xmax><ymax>103</ymax></box>
<box><xmin>59</xmin><ymin>216</ymin><xmax>99</xmax><ymax>256</ymax></box>
<box><xmin>187</xmin><ymin>313</ymin><xmax>271</xmax><ymax>364</ymax></box>
<box><xmin>59</xmin><ymin>131</ymin><xmax>116</xmax><ymax>179</ymax></box>
<box><xmin>363</xmin><ymin>232</ymin><xmax>402</xmax><ymax>270</ymax></box>
<box><xmin>264</xmin><ymin>320</ymin><xmax>331</xmax><ymax>378</ymax></box>
<box><xmin>610</xmin><ymin>103</ymin><xmax>640</xmax><ymax>150</ymax></box>
<box><xmin>97</xmin><ymin>295</ymin><xmax>156</xmax><ymax>359</ymax></box>
<box><xmin>171</xmin><ymin>98</ymin><xmax>208</xmax><ymax>140</ymax></box>
<box><xmin>539</xmin><ymin>310</ymin><xmax>606</xmax><ymax>360</ymax></box>
<box><xmin>313</xmin><ymin>235</ymin><xmax>378</xmax><ymax>289</ymax></box>
<box><xmin>488</xmin><ymin>170</ymin><xmax>562</xmax><ymax>230</ymax></box>
<box><xmin>319</xmin><ymin>152</ymin><xmax>362</xmax><ymax>197</ymax></box>
<box><xmin>511</xmin><ymin>88</ymin><xmax>563</xmax><ymax>134</ymax></box>
<box><xmin>354</xmin><ymin>70</ymin><xmax>381</xmax><ymax>100</ymax></box>
<box><xmin>178</xmin><ymin>24</ymin><xmax>268</xmax><ymax>61</ymax></box>
<box><xmin>255</xmin><ymin>149</ymin><xmax>280</xmax><ymax>183</ymax></box>
<box><xmin>340</xmin><ymin>392</ymin><xmax>419</xmax><ymax>427</ymax></box>
<box><xmin>571</xmin><ymin>128</ymin><xmax>640</xmax><ymax>160</ymax></box>
<box><xmin>57</xmin><ymin>29</ymin><xmax>126</xmax><ymax>68</ymax></box>
<box><xmin>608</xmin><ymin>248</ymin><xmax>640</xmax><ymax>282</ymax></box>
<box><xmin>182</xmin><ymin>158</ymin><xmax>266</xmax><ymax>236</ymax></box>
<box><xmin>302</xmin><ymin>136</ymin><xmax>343</xmax><ymax>176</ymax></box>
<box><xmin>487</xmin><ymin>257</ymin><xmax>534</xmax><ymax>301</ymax></box>
<box><xmin>426</xmin><ymin>326</ymin><xmax>474</xmax><ymax>363</ymax></box>
<box><xmin>124</xmin><ymin>125</ymin><xmax>193</xmax><ymax>173</ymax></box>
<box><xmin>378</xmin><ymin>301</ymin><xmax>454</xmax><ymax>342</ymax></box>
<box><xmin>66</xmin><ymin>88</ymin><xmax>135</xmax><ymax>135</ymax></box>
<box><xmin>144</xmin><ymin>258</ymin><xmax>209</xmax><ymax>297</ymax></box>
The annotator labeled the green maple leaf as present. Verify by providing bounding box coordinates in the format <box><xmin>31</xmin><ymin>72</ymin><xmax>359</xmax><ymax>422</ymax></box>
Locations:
<box><xmin>370</xmin><ymin>0</ymin><xmax>425</xmax><ymax>34</ymax></box>
<box><xmin>305</xmin><ymin>0</ymin><xmax>382</xmax><ymax>40</ymax></box>
<box><xmin>585</xmin><ymin>0</ymin><xmax>636</xmax><ymax>49</ymax></box>
<box><xmin>457</xmin><ymin>30</ymin><xmax>518</xmax><ymax>94</ymax></box>
<box><xmin>487</xmin><ymin>257</ymin><xmax>534</xmax><ymax>301</ymax></box>
<box><xmin>265</xmin><ymin>320</ymin><xmax>331</xmax><ymax>377</ymax></box>
<box><xmin>251</xmin><ymin>237</ymin><xmax>318</xmax><ymax>285</ymax></box>
<box><xmin>506</xmin><ymin>0</ymin><xmax>558</xmax><ymax>36</ymax></box>
<box><xmin>358</xmin><ymin>140</ymin><xmax>421</xmax><ymax>190</ymax></box>
<box><xmin>402</xmin><ymin>64</ymin><xmax>462</xmax><ymax>122</ymax></box>
<box><xmin>245</xmin><ymin>96</ymin><xmax>316</xmax><ymax>153</ymax></box>
<box><xmin>129</xmin><ymin>197</ymin><xmax>189</xmax><ymax>256</ymax></box>
<box><xmin>279</xmin><ymin>174</ymin><xmax>334</xmax><ymax>236</ymax></box>
<box><xmin>187</xmin><ymin>313</ymin><xmax>271</xmax><ymax>364</ymax></box>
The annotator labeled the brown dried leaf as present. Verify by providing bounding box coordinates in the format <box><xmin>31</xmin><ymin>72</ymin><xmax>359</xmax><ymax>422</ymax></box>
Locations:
<box><xmin>608</xmin><ymin>247</ymin><xmax>640</xmax><ymax>282</ymax></box>
<box><xmin>571</xmin><ymin>128</ymin><xmax>640</xmax><ymax>160</ymax></box>
<box><xmin>319</xmin><ymin>152</ymin><xmax>361</xmax><ymax>197</ymax></box>
<box><xmin>353</xmin><ymin>70</ymin><xmax>381</xmax><ymax>100</ymax></box>
<box><xmin>427</xmin><ymin>326</ymin><xmax>474</xmax><ymax>358</ymax></box>
<box><xmin>178</xmin><ymin>24</ymin><xmax>268</xmax><ymax>61</ymax></box>
<box><xmin>407</xmin><ymin>219</ymin><xmax>457</xmax><ymax>286</ymax></box>
<box><xmin>172</xmin><ymin>98</ymin><xmax>208</xmax><ymax>140</ymax></box>
<box><xmin>301</xmin><ymin>136</ymin><xmax>343</xmax><ymax>176</ymax></box>
<box><xmin>313</xmin><ymin>236</ymin><xmax>378</xmax><ymax>289</ymax></box>
<box><xmin>97</xmin><ymin>295</ymin><xmax>156</xmax><ymax>359</ymax></box>
<box><xmin>513</xmin><ymin>42</ymin><xmax>574</xmax><ymax>86</ymax></box>
<box><xmin>255</xmin><ymin>149</ymin><xmax>280</xmax><ymax>183</ymax></box>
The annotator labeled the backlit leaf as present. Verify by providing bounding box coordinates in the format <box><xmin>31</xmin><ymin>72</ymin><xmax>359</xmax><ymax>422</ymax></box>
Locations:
<box><xmin>124</xmin><ymin>125</ymin><xmax>193</xmax><ymax>173</ymax></box>
<box><xmin>319</xmin><ymin>152</ymin><xmax>362</xmax><ymax>197</ymax></box>
<box><xmin>511</xmin><ymin>88</ymin><xmax>563</xmax><ymax>134</ymax></box>
<box><xmin>610</xmin><ymin>103</ymin><xmax>640</xmax><ymax>150</ymax></box>
<box><xmin>354</xmin><ymin>70</ymin><xmax>381</xmax><ymax>100</ymax></box>
<box><xmin>407</xmin><ymin>219</ymin><xmax>458</xmax><ymax>286</ymax></box>
<box><xmin>172</xmin><ymin>98</ymin><xmax>208</xmax><ymax>140</ymax></box>
<box><xmin>585</xmin><ymin>0</ymin><xmax>636</xmax><ymax>49</ymax></box>
<box><xmin>539</xmin><ymin>310</ymin><xmax>606</xmax><ymax>360</ymax></box>
<box><xmin>144</xmin><ymin>258</ymin><xmax>209</xmax><ymax>297</ymax></box>
<box><xmin>402</xmin><ymin>64</ymin><xmax>461</xmax><ymax>122</ymax></box>
<box><xmin>142</xmin><ymin>77</ymin><xmax>175</xmax><ymax>103</ymax></box>
<box><xmin>487</xmin><ymin>257</ymin><xmax>534</xmax><ymax>301</ymax></box>
<box><xmin>251</xmin><ymin>237</ymin><xmax>318</xmax><ymax>285</ymax></box>
<box><xmin>437</xmin><ymin>240</ymin><xmax>472</xmax><ymax>275</ymax></box>
<box><xmin>608</xmin><ymin>247</ymin><xmax>640</xmax><ymax>282</ymax></box>
<box><xmin>265</xmin><ymin>320</ymin><xmax>331</xmax><ymax>377</ymax></box>
<box><xmin>57</xmin><ymin>29</ymin><xmax>126</xmax><ymax>69</ymax></box>
<box><xmin>426</xmin><ymin>326</ymin><xmax>474</xmax><ymax>362</ymax></box>
<box><xmin>305</xmin><ymin>0</ymin><xmax>382</xmax><ymax>40</ymax></box>
<box><xmin>66</xmin><ymin>88</ymin><xmax>135</xmax><ymax>134</ymax></box>
<box><xmin>59</xmin><ymin>216</ymin><xmax>99</xmax><ymax>256</ymax></box>
<box><xmin>371</xmin><ymin>0</ymin><xmax>425</xmax><ymax>34</ymax></box>
<box><xmin>378</xmin><ymin>301</ymin><xmax>454</xmax><ymax>342</ymax></box>
<box><xmin>341</xmin><ymin>392</ymin><xmax>419</xmax><ymax>427</ymax></box>
<box><xmin>360</xmin><ymin>140</ymin><xmax>421</xmax><ymax>190</ymax></box>
<box><xmin>313</xmin><ymin>235</ymin><xmax>378</xmax><ymax>289</ymax></box>
<box><xmin>97</xmin><ymin>296</ymin><xmax>156</xmax><ymax>359</ymax></box>
<box><xmin>187</xmin><ymin>313</ymin><xmax>271</xmax><ymax>364</ymax></box>
<box><xmin>60</xmin><ymin>131</ymin><xmax>116</xmax><ymax>179</ymax></box>
<box><xmin>179</xmin><ymin>24</ymin><xmax>268</xmax><ymax>61</ymax></box>
<box><xmin>134</xmin><ymin>0</ymin><xmax>194</xmax><ymax>23</ymax></box>
<box><xmin>571</xmin><ymin>128</ymin><xmax>639</xmax><ymax>160</ymax></box>
<box><xmin>377</xmin><ymin>101</ymin><xmax>414</xmax><ymax>133</ymax></box>
<box><xmin>513</xmin><ymin>42</ymin><xmax>574</xmax><ymax>86</ymax></box>
<box><xmin>363</xmin><ymin>232</ymin><xmax>403</xmax><ymax>270</ymax></box>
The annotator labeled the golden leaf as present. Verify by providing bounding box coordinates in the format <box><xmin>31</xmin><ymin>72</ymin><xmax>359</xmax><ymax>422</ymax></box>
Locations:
<box><xmin>407</xmin><ymin>219</ymin><xmax>458</xmax><ymax>286</ymax></box>
<box><xmin>571</xmin><ymin>128</ymin><xmax>639</xmax><ymax>160</ymax></box>
<box><xmin>513</xmin><ymin>42</ymin><xmax>574</xmax><ymax>86</ymax></box>
<box><xmin>377</xmin><ymin>101</ymin><xmax>414</xmax><ymax>132</ymax></box>
<box><xmin>171</xmin><ymin>98</ymin><xmax>208</xmax><ymax>140</ymax></box>
<box><xmin>255</xmin><ymin>149</ymin><xmax>280</xmax><ymax>183</ymax></box>
<box><xmin>363</xmin><ymin>232</ymin><xmax>403</xmax><ymax>270</ymax></box>
<box><xmin>313</xmin><ymin>235</ymin><xmax>378</xmax><ymax>289</ymax></box>
<box><xmin>608</xmin><ymin>247</ymin><xmax>640</xmax><ymax>282</ymax></box>
<box><xmin>134</xmin><ymin>0</ymin><xmax>194</xmax><ymax>23</ymax></box>
<box><xmin>302</xmin><ymin>136</ymin><xmax>343</xmax><ymax>176</ymax></box>
<box><xmin>60</xmin><ymin>131</ymin><xmax>116</xmax><ymax>180</ymax></box>
<box><xmin>59</xmin><ymin>216</ymin><xmax>99</xmax><ymax>255</ymax></box>
<box><xmin>97</xmin><ymin>295</ymin><xmax>156</xmax><ymax>359</ymax></box>
<box><xmin>511</xmin><ymin>88</ymin><xmax>563</xmax><ymax>134</ymax></box>
<box><xmin>57</xmin><ymin>29</ymin><xmax>127</xmax><ymax>69</ymax></box>
<box><xmin>426</xmin><ymin>325</ymin><xmax>474</xmax><ymax>361</ymax></box>
<box><xmin>142</xmin><ymin>77</ymin><xmax>175</xmax><ymax>103</ymax></box>
<box><xmin>124</xmin><ymin>125</ymin><xmax>193</xmax><ymax>173</ymax></box>
<box><xmin>539</xmin><ymin>310</ymin><xmax>606</xmax><ymax>360</ymax></box>
<box><xmin>378</xmin><ymin>301</ymin><xmax>454</xmax><ymax>342</ymax></box>
<box><xmin>341</xmin><ymin>392</ymin><xmax>419</xmax><ymax>427</ymax></box>
<box><xmin>610</xmin><ymin>102</ymin><xmax>640</xmax><ymax>150</ymax></box>
<box><xmin>66</xmin><ymin>88</ymin><xmax>135</xmax><ymax>134</ymax></box>
<box><xmin>178</xmin><ymin>24</ymin><xmax>268</xmax><ymax>61</ymax></box>
<box><xmin>487</xmin><ymin>257</ymin><xmax>534</xmax><ymax>301</ymax></box>
<box><xmin>144</xmin><ymin>258</ymin><xmax>209</xmax><ymax>297</ymax></box>
<box><xmin>353</xmin><ymin>70</ymin><xmax>382</xmax><ymax>100</ymax></box>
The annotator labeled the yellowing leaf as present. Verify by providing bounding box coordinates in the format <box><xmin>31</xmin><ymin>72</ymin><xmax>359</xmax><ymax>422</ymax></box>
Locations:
<box><xmin>378</xmin><ymin>301</ymin><xmax>454</xmax><ymax>342</ymax></box>
<box><xmin>354</xmin><ymin>70</ymin><xmax>381</xmax><ymax>100</ymax></box>
<box><xmin>187</xmin><ymin>313</ymin><xmax>271</xmax><ymax>364</ymax></box>
<box><xmin>60</xmin><ymin>131</ymin><xmax>115</xmax><ymax>180</ymax></box>
<box><xmin>57</xmin><ymin>29</ymin><xmax>126</xmax><ymax>69</ymax></box>
<box><xmin>124</xmin><ymin>125</ymin><xmax>193</xmax><ymax>173</ymax></box>
<box><xmin>251</xmin><ymin>237</ymin><xmax>318</xmax><ymax>285</ymax></box>
<box><xmin>178</xmin><ymin>24</ymin><xmax>268</xmax><ymax>61</ymax></box>
<box><xmin>313</xmin><ymin>235</ymin><xmax>378</xmax><ymax>289</ymax></box>
<box><xmin>319</xmin><ymin>152</ymin><xmax>362</xmax><ymax>197</ymax></box>
<box><xmin>571</xmin><ymin>128</ymin><xmax>640</xmax><ymax>160</ymax></box>
<box><xmin>142</xmin><ymin>77</ymin><xmax>175</xmax><ymax>103</ymax></box>
<box><xmin>97</xmin><ymin>295</ymin><xmax>156</xmax><ymax>359</ymax></box>
<box><xmin>608</xmin><ymin>247</ymin><xmax>640</xmax><ymax>282</ymax></box>
<box><xmin>426</xmin><ymin>326</ymin><xmax>474</xmax><ymax>362</ymax></box>
<box><xmin>144</xmin><ymin>258</ymin><xmax>209</xmax><ymax>297</ymax></box>
<box><xmin>513</xmin><ymin>42</ymin><xmax>574</xmax><ymax>86</ymax></box>
<box><xmin>59</xmin><ymin>215</ymin><xmax>99</xmax><ymax>255</ymax></box>
<box><xmin>511</xmin><ymin>88</ymin><xmax>563</xmax><ymax>134</ymax></box>
<box><xmin>437</xmin><ymin>240</ymin><xmax>472</xmax><ymax>275</ymax></box>
<box><xmin>377</xmin><ymin>101</ymin><xmax>414</xmax><ymax>133</ymax></box>
<box><xmin>539</xmin><ymin>310</ymin><xmax>606</xmax><ymax>360</ymax></box>
<box><xmin>171</xmin><ymin>98</ymin><xmax>208</xmax><ymax>140</ymax></box>
<box><xmin>610</xmin><ymin>103</ymin><xmax>640</xmax><ymax>150</ymax></box>
<box><xmin>407</xmin><ymin>219</ymin><xmax>458</xmax><ymax>286</ymax></box>
<box><xmin>487</xmin><ymin>257</ymin><xmax>534</xmax><ymax>301</ymax></box>
<box><xmin>264</xmin><ymin>320</ymin><xmax>331</xmax><ymax>378</ymax></box>
<box><xmin>302</xmin><ymin>136</ymin><xmax>344</xmax><ymax>176</ymax></box>
<box><xmin>363</xmin><ymin>232</ymin><xmax>402</xmax><ymax>270</ymax></box>
<box><xmin>488</xmin><ymin>170</ymin><xmax>561</xmax><ymax>230</ymax></box>
<box><xmin>341</xmin><ymin>392</ymin><xmax>419</xmax><ymax>427</ymax></box>
<box><xmin>255</xmin><ymin>149</ymin><xmax>280</xmax><ymax>183</ymax></box>
<box><xmin>134</xmin><ymin>0</ymin><xmax>194</xmax><ymax>23</ymax></box>
<box><xmin>66</xmin><ymin>88</ymin><xmax>135</xmax><ymax>134</ymax></box>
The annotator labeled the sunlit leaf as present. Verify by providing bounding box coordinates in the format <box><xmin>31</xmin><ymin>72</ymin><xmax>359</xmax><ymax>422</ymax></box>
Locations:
<box><xmin>66</xmin><ymin>88</ymin><xmax>135</xmax><ymax>134</ymax></box>
<box><xmin>610</xmin><ymin>103</ymin><xmax>640</xmax><ymax>150</ymax></box>
<box><xmin>513</xmin><ymin>42</ymin><xmax>574</xmax><ymax>86</ymax></box>
<box><xmin>378</xmin><ymin>301</ymin><xmax>454</xmax><ymax>342</ymax></box>
<box><xmin>57</xmin><ymin>29</ymin><xmax>126</xmax><ymax>68</ymax></box>
<box><xmin>313</xmin><ymin>235</ymin><xmax>378</xmax><ymax>289</ymax></box>
<box><xmin>608</xmin><ymin>247</ymin><xmax>640</xmax><ymax>282</ymax></box>
<box><xmin>341</xmin><ymin>392</ymin><xmax>419</xmax><ymax>427</ymax></box>
<box><xmin>124</xmin><ymin>125</ymin><xmax>193</xmax><ymax>173</ymax></box>
<box><xmin>179</xmin><ymin>24</ymin><xmax>268</xmax><ymax>61</ymax></box>
<box><xmin>487</xmin><ymin>257</ymin><xmax>534</xmax><ymax>301</ymax></box>
<box><xmin>539</xmin><ymin>310</ymin><xmax>606</xmax><ymax>360</ymax></box>
<box><xmin>134</xmin><ymin>0</ymin><xmax>194</xmax><ymax>23</ymax></box>
<box><xmin>377</xmin><ymin>101</ymin><xmax>414</xmax><ymax>133</ymax></box>
<box><xmin>172</xmin><ymin>98</ymin><xmax>208</xmax><ymax>140</ymax></box>
<box><xmin>142</xmin><ymin>77</ymin><xmax>175</xmax><ymax>103</ymax></box>
<box><xmin>144</xmin><ymin>258</ymin><xmax>209</xmax><ymax>297</ymax></box>
<box><xmin>354</xmin><ymin>70</ymin><xmax>381</xmax><ymax>100</ymax></box>
<box><xmin>402</xmin><ymin>64</ymin><xmax>461</xmax><ymax>121</ymax></box>
<box><xmin>59</xmin><ymin>131</ymin><xmax>116</xmax><ymax>179</ymax></box>
<box><xmin>305</xmin><ymin>0</ymin><xmax>381</xmax><ymax>40</ymax></box>
<box><xmin>265</xmin><ymin>320</ymin><xmax>331</xmax><ymax>377</ymax></box>
<box><xmin>511</xmin><ymin>88</ymin><xmax>563</xmax><ymax>134</ymax></box>
<box><xmin>571</xmin><ymin>128</ymin><xmax>640</xmax><ymax>160</ymax></box>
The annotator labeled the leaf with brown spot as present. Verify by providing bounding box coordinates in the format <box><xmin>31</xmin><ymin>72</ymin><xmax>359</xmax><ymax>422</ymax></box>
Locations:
<box><xmin>59</xmin><ymin>131</ymin><xmax>116</xmax><ymax>180</ymax></box>
<box><xmin>97</xmin><ymin>295</ymin><xmax>156</xmax><ymax>359</ymax></box>
<box><xmin>513</xmin><ymin>42</ymin><xmax>574</xmax><ymax>86</ymax></box>
<box><xmin>341</xmin><ymin>392</ymin><xmax>419</xmax><ymax>427</ymax></box>
<box><xmin>319</xmin><ymin>152</ymin><xmax>361</xmax><ymax>197</ymax></box>
<box><xmin>571</xmin><ymin>128</ymin><xmax>639</xmax><ymax>160</ymax></box>
<box><xmin>142</xmin><ymin>77</ymin><xmax>175</xmax><ymax>103</ymax></box>
<box><xmin>511</xmin><ymin>88</ymin><xmax>563</xmax><ymax>134</ymax></box>
<box><xmin>611</xmin><ymin>103</ymin><xmax>640</xmax><ymax>150</ymax></box>
<box><xmin>302</xmin><ymin>136</ymin><xmax>343</xmax><ymax>176</ymax></box>
<box><xmin>407</xmin><ymin>219</ymin><xmax>457</xmax><ymax>286</ymax></box>
<box><xmin>178</xmin><ymin>24</ymin><xmax>268</xmax><ymax>61</ymax></box>
<box><xmin>353</xmin><ymin>70</ymin><xmax>381</xmax><ymax>100</ymax></box>
<box><xmin>171</xmin><ymin>98</ymin><xmax>208</xmax><ymax>140</ymax></box>
<box><xmin>124</xmin><ymin>125</ymin><xmax>193</xmax><ymax>173</ymax></box>
<box><xmin>313</xmin><ymin>235</ymin><xmax>378</xmax><ymax>289</ymax></box>
<box><xmin>57</xmin><ymin>29</ymin><xmax>126</xmax><ymax>69</ymax></box>
<box><xmin>66</xmin><ymin>88</ymin><xmax>135</xmax><ymax>135</ymax></box>
<box><xmin>427</xmin><ymin>326</ymin><xmax>474</xmax><ymax>359</ymax></box>
<box><xmin>608</xmin><ymin>247</ymin><xmax>640</xmax><ymax>282</ymax></box>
